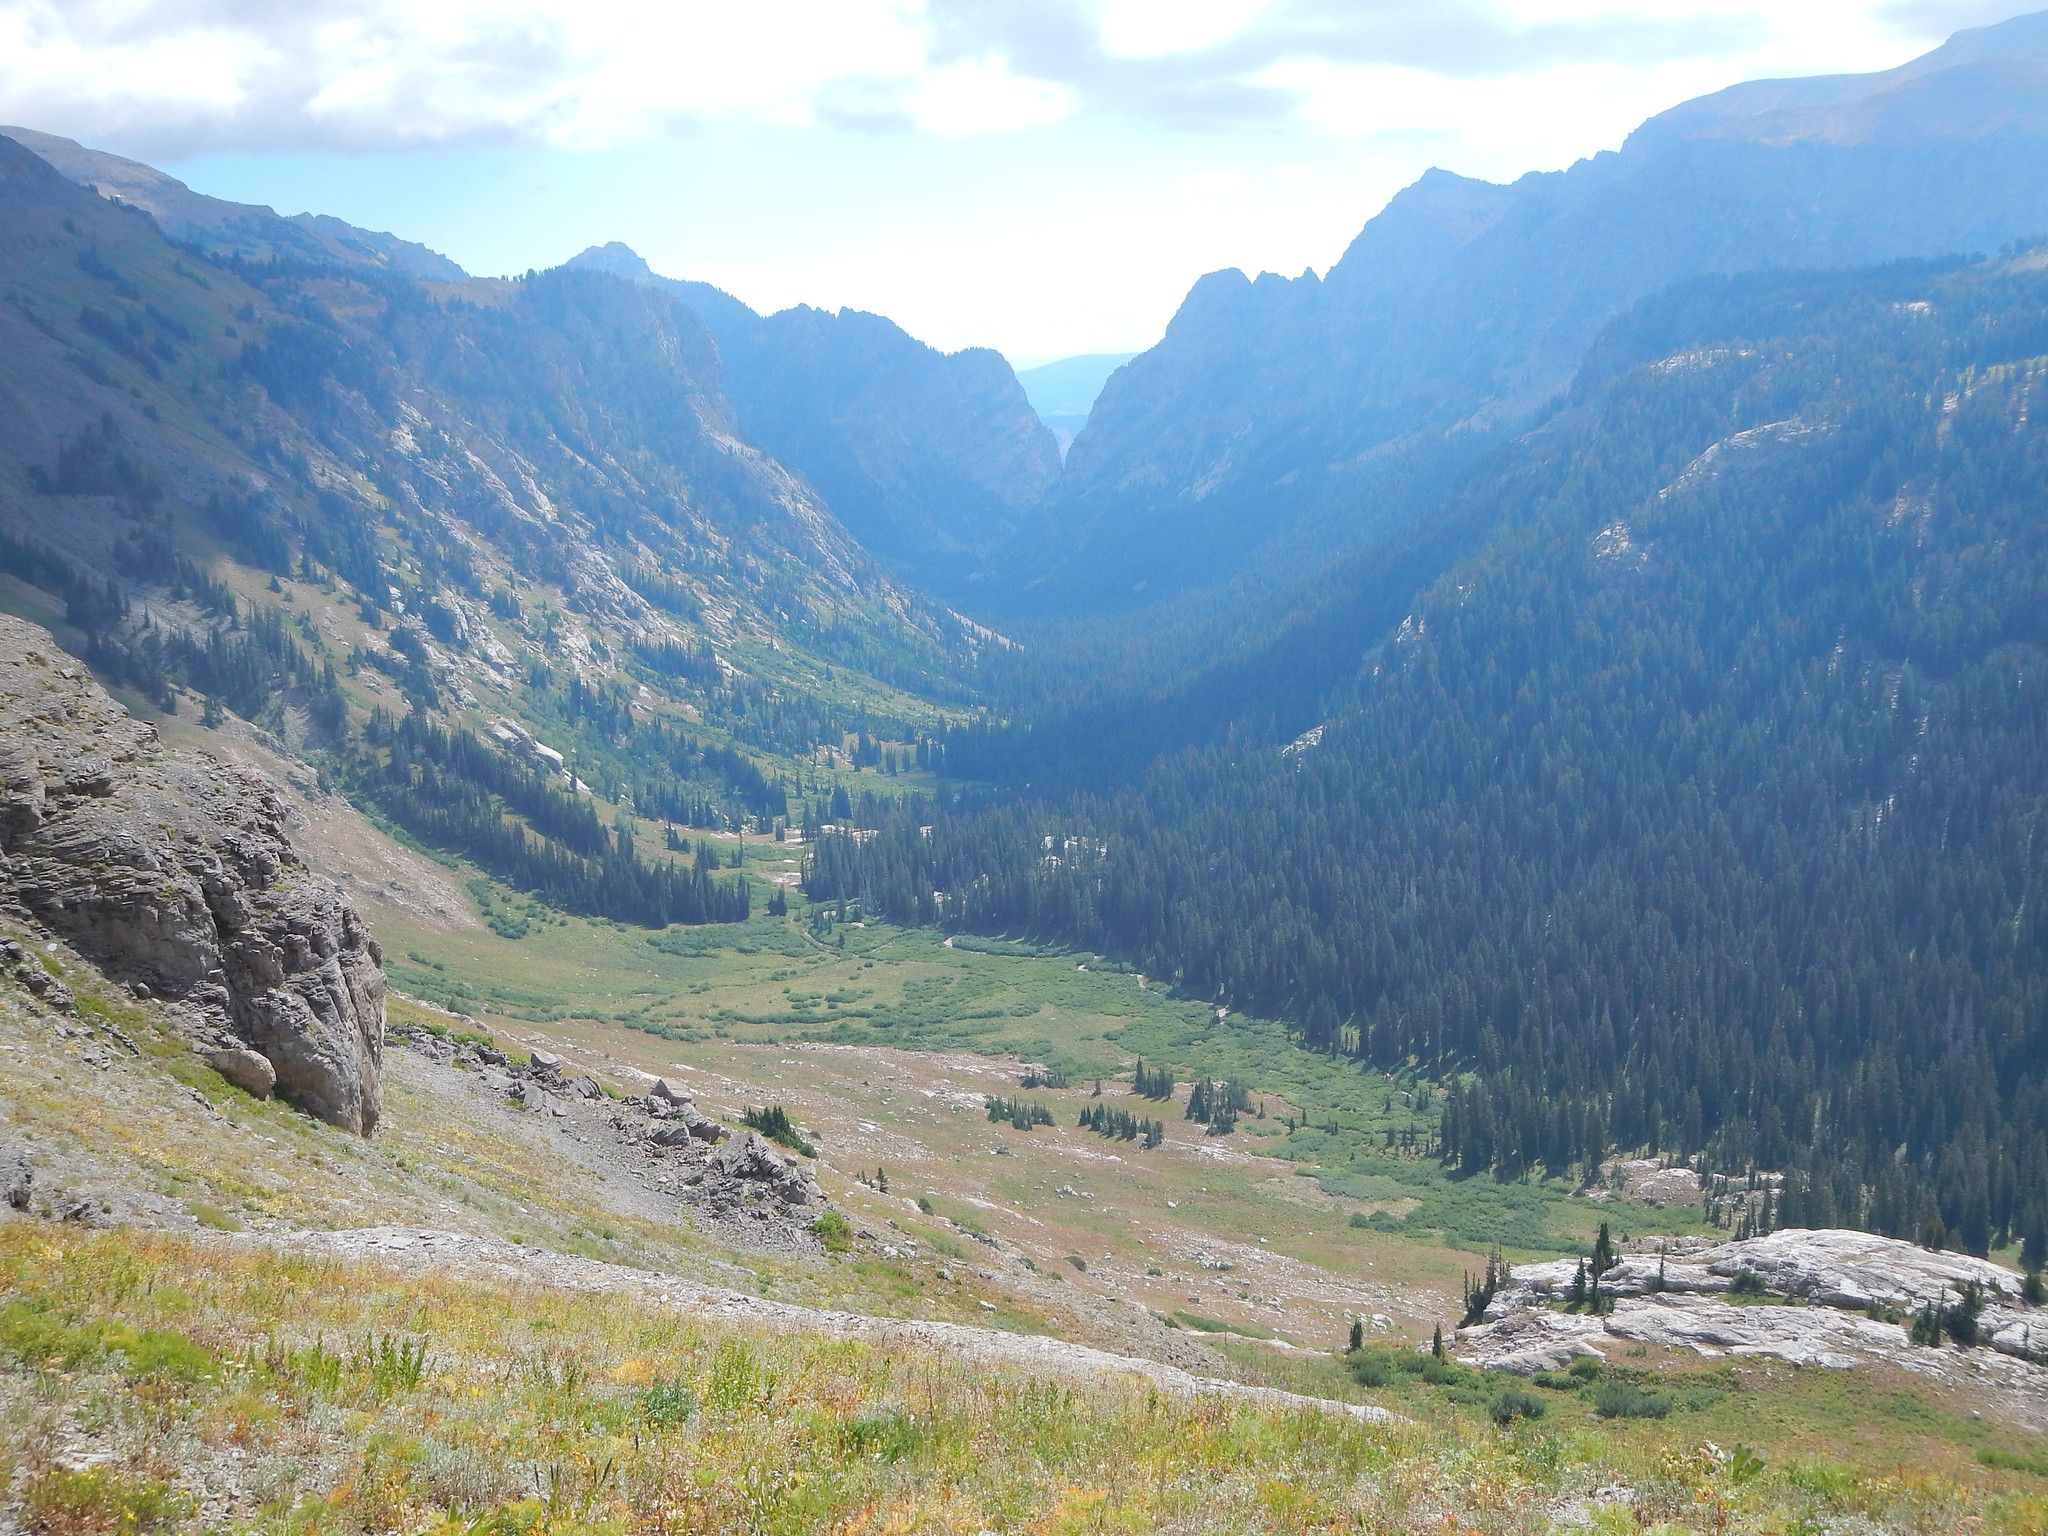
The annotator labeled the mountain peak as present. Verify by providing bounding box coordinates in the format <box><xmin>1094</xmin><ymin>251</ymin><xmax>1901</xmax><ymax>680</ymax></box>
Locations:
<box><xmin>567</xmin><ymin>241</ymin><xmax>657</xmax><ymax>280</ymax></box>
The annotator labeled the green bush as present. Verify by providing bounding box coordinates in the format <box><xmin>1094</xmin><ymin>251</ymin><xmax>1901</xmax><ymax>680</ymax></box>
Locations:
<box><xmin>640</xmin><ymin>1381</ymin><xmax>698</xmax><ymax>1426</ymax></box>
<box><xmin>22</xmin><ymin>1467</ymin><xmax>192</xmax><ymax>1534</ymax></box>
<box><xmin>1593</xmin><ymin>1379</ymin><xmax>1672</xmax><ymax>1419</ymax></box>
<box><xmin>841</xmin><ymin>1407</ymin><xmax>928</xmax><ymax>1462</ymax></box>
<box><xmin>1488</xmin><ymin>1387</ymin><xmax>1548</xmax><ymax>1425</ymax></box>
<box><xmin>1347</xmin><ymin>1350</ymin><xmax>1394</xmax><ymax>1388</ymax></box>
<box><xmin>0</xmin><ymin>1300</ymin><xmax>216</xmax><ymax>1383</ymax></box>
<box><xmin>813</xmin><ymin>1210</ymin><xmax>854</xmax><ymax>1253</ymax></box>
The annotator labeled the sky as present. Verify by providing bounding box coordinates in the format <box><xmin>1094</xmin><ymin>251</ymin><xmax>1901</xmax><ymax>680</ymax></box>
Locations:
<box><xmin>0</xmin><ymin>0</ymin><xmax>2032</xmax><ymax>363</ymax></box>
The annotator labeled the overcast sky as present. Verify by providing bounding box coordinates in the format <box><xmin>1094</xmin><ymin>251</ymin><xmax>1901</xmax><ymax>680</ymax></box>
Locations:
<box><xmin>0</xmin><ymin>0</ymin><xmax>2030</xmax><ymax>362</ymax></box>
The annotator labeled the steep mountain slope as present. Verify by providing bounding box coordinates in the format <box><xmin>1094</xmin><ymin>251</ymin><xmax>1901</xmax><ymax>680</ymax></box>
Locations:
<box><xmin>1</xmin><ymin>125</ymin><xmax>466</xmax><ymax>281</ymax></box>
<box><xmin>0</xmin><ymin>132</ymin><xmax>974</xmax><ymax>931</ymax></box>
<box><xmin>1025</xmin><ymin>11</ymin><xmax>2048</xmax><ymax>610</ymax></box>
<box><xmin>816</xmin><ymin>253</ymin><xmax>2048</xmax><ymax>1255</ymax></box>
<box><xmin>568</xmin><ymin>242</ymin><xmax>1060</xmax><ymax>586</ymax></box>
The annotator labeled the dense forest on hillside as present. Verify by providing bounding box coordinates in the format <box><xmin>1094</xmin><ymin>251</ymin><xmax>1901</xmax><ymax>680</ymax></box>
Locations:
<box><xmin>810</xmin><ymin>260</ymin><xmax>2048</xmax><ymax>1259</ymax></box>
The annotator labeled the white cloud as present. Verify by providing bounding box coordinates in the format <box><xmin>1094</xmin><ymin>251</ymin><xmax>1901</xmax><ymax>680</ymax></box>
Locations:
<box><xmin>906</xmin><ymin>56</ymin><xmax>1079</xmax><ymax>136</ymax></box>
<box><xmin>0</xmin><ymin>0</ymin><xmax>1978</xmax><ymax>159</ymax></box>
<box><xmin>1096</xmin><ymin>0</ymin><xmax>1278</xmax><ymax>59</ymax></box>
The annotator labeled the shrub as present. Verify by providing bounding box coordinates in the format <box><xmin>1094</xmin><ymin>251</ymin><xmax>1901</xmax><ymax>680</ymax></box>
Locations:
<box><xmin>1346</xmin><ymin>1350</ymin><xmax>1395</xmax><ymax>1388</ymax></box>
<box><xmin>22</xmin><ymin>1467</ymin><xmax>192</xmax><ymax>1534</ymax></box>
<box><xmin>361</xmin><ymin>1333</ymin><xmax>430</xmax><ymax>1396</ymax></box>
<box><xmin>813</xmin><ymin>1210</ymin><xmax>853</xmax><ymax>1253</ymax></box>
<box><xmin>640</xmin><ymin>1381</ymin><xmax>698</xmax><ymax>1426</ymax></box>
<box><xmin>1979</xmin><ymin>1446</ymin><xmax>2048</xmax><ymax>1477</ymax></box>
<box><xmin>1729</xmin><ymin>1268</ymin><xmax>1768</xmax><ymax>1297</ymax></box>
<box><xmin>1488</xmin><ymin>1387</ymin><xmax>1548</xmax><ymax>1425</ymax></box>
<box><xmin>1593</xmin><ymin>1379</ymin><xmax>1672</xmax><ymax>1419</ymax></box>
<box><xmin>841</xmin><ymin>1408</ymin><xmax>927</xmax><ymax>1462</ymax></box>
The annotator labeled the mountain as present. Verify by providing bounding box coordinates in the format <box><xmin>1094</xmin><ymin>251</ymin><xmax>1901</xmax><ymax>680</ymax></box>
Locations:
<box><xmin>1015</xmin><ymin>353</ymin><xmax>1137</xmax><ymax>456</ymax></box>
<box><xmin>0</xmin><ymin>125</ymin><xmax>467</xmax><ymax>282</ymax></box>
<box><xmin>0</xmin><ymin>131</ymin><xmax>976</xmax><ymax>931</ymax></box>
<box><xmin>566</xmin><ymin>242</ymin><xmax>1060</xmax><ymax>588</ymax></box>
<box><xmin>1021</xmin><ymin>11</ymin><xmax>2048</xmax><ymax>610</ymax></box>
<box><xmin>820</xmin><ymin>249</ymin><xmax>2048</xmax><ymax>1257</ymax></box>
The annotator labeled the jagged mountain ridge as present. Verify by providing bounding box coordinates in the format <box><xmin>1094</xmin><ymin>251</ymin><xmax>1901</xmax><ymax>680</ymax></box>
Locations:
<box><xmin>567</xmin><ymin>241</ymin><xmax>1060</xmax><ymax>587</ymax></box>
<box><xmin>1021</xmin><ymin>10</ymin><xmax>2048</xmax><ymax>611</ymax></box>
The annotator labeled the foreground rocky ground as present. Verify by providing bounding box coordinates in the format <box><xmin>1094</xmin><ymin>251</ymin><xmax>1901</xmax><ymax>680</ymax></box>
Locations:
<box><xmin>24</xmin><ymin>1218</ymin><xmax>2032</xmax><ymax>1536</ymax></box>
<box><xmin>1458</xmin><ymin>1228</ymin><xmax>2048</xmax><ymax>1431</ymax></box>
<box><xmin>229</xmin><ymin>1222</ymin><xmax>1399</xmax><ymax>1425</ymax></box>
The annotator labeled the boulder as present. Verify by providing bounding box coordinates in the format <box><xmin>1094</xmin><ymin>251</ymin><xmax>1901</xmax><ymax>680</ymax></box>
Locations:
<box><xmin>1</xmin><ymin>1142</ymin><xmax>30</xmax><ymax>1211</ymax></box>
<box><xmin>0</xmin><ymin>618</ymin><xmax>385</xmax><ymax>1133</ymax></box>
<box><xmin>206</xmin><ymin>1046</ymin><xmax>277</xmax><ymax>1099</ymax></box>
<box><xmin>529</xmin><ymin>1048</ymin><xmax>564</xmax><ymax>1073</ymax></box>
<box><xmin>711</xmin><ymin>1131</ymin><xmax>819</xmax><ymax>1205</ymax></box>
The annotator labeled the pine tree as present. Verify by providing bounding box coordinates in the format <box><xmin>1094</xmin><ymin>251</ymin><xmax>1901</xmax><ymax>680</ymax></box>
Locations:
<box><xmin>1590</xmin><ymin>1221</ymin><xmax>1616</xmax><ymax>1279</ymax></box>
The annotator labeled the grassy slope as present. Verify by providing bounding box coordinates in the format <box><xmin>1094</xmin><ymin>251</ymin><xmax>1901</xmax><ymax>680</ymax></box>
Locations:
<box><xmin>3</xmin><ymin>1222</ymin><xmax>2043</xmax><ymax>1536</ymax></box>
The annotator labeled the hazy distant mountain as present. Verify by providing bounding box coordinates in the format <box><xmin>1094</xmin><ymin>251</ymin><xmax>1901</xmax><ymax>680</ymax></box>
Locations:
<box><xmin>1021</xmin><ymin>10</ymin><xmax>2048</xmax><ymax>611</ymax></box>
<box><xmin>566</xmin><ymin>242</ymin><xmax>1059</xmax><ymax>587</ymax></box>
<box><xmin>1015</xmin><ymin>353</ymin><xmax>1137</xmax><ymax>456</ymax></box>
<box><xmin>0</xmin><ymin>125</ymin><xmax>466</xmax><ymax>282</ymax></box>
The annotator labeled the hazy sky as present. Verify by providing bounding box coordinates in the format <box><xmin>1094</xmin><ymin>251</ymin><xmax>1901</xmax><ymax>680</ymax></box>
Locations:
<box><xmin>0</xmin><ymin>0</ymin><xmax>2030</xmax><ymax>362</ymax></box>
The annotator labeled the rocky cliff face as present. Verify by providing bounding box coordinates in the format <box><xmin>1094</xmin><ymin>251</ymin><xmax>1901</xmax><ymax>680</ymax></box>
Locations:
<box><xmin>0</xmin><ymin>617</ymin><xmax>385</xmax><ymax>1133</ymax></box>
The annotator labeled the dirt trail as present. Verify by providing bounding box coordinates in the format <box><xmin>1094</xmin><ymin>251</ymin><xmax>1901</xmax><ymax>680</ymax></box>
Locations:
<box><xmin>248</xmin><ymin>1226</ymin><xmax>1402</xmax><ymax>1425</ymax></box>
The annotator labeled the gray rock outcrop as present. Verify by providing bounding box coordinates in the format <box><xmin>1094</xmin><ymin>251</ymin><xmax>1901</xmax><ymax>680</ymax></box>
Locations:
<box><xmin>1455</xmin><ymin>1227</ymin><xmax>2048</xmax><ymax>1430</ymax></box>
<box><xmin>0</xmin><ymin>617</ymin><xmax>384</xmax><ymax>1133</ymax></box>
